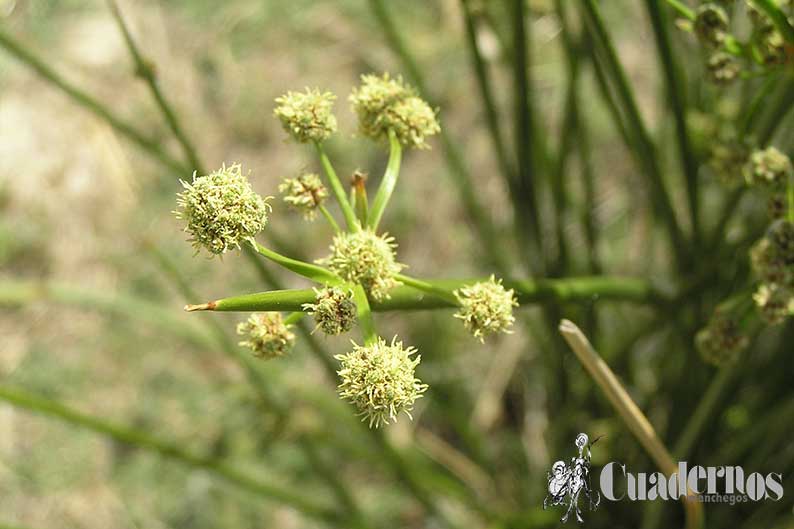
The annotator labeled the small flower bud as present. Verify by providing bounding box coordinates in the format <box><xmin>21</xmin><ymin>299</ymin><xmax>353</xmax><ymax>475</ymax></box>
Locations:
<box><xmin>278</xmin><ymin>173</ymin><xmax>329</xmax><ymax>220</ymax></box>
<box><xmin>335</xmin><ymin>337</ymin><xmax>428</xmax><ymax>428</ymax></box>
<box><xmin>236</xmin><ymin>312</ymin><xmax>295</xmax><ymax>359</ymax></box>
<box><xmin>708</xmin><ymin>138</ymin><xmax>752</xmax><ymax>188</ymax></box>
<box><xmin>694</xmin><ymin>4</ymin><xmax>730</xmax><ymax>48</ymax></box>
<box><xmin>274</xmin><ymin>88</ymin><xmax>337</xmax><ymax>143</ymax></box>
<box><xmin>318</xmin><ymin>229</ymin><xmax>404</xmax><ymax>301</ymax></box>
<box><xmin>175</xmin><ymin>164</ymin><xmax>270</xmax><ymax>256</ymax></box>
<box><xmin>753</xmin><ymin>283</ymin><xmax>794</xmax><ymax>325</ymax></box>
<box><xmin>302</xmin><ymin>286</ymin><xmax>357</xmax><ymax>336</ymax></box>
<box><xmin>695</xmin><ymin>312</ymin><xmax>748</xmax><ymax>365</ymax></box>
<box><xmin>454</xmin><ymin>275</ymin><xmax>518</xmax><ymax>342</ymax></box>
<box><xmin>744</xmin><ymin>147</ymin><xmax>792</xmax><ymax>189</ymax></box>
<box><xmin>706</xmin><ymin>51</ymin><xmax>740</xmax><ymax>85</ymax></box>
<box><xmin>349</xmin><ymin>73</ymin><xmax>440</xmax><ymax>149</ymax></box>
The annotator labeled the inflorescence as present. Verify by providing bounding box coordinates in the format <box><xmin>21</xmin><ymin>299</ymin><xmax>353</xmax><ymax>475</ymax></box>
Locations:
<box><xmin>175</xmin><ymin>163</ymin><xmax>270</xmax><ymax>256</ymax></box>
<box><xmin>335</xmin><ymin>337</ymin><xmax>428</xmax><ymax>428</ymax></box>
<box><xmin>177</xmin><ymin>73</ymin><xmax>519</xmax><ymax>428</ymax></box>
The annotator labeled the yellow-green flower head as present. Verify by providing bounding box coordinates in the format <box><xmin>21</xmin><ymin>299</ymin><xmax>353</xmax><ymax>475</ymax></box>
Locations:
<box><xmin>695</xmin><ymin>312</ymin><xmax>748</xmax><ymax>366</ymax></box>
<box><xmin>335</xmin><ymin>337</ymin><xmax>428</xmax><ymax>428</ymax></box>
<box><xmin>274</xmin><ymin>88</ymin><xmax>337</xmax><ymax>143</ymax></box>
<box><xmin>454</xmin><ymin>275</ymin><xmax>518</xmax><ymax>342</ymax></box>
<box><xmin>706</xmin><ymin>51</ymin><xmax>740</xmax><ymax>85</ymax></box>
<box><xmin>302</xmin><ymin>286</ymin><xmax>357</xmax><ymax>336</ymax></box>
<box><xmin>278</xmin><ymin>173</ymin><xmax>329</xmax><ymax>220</ymax></box>
<box><xmin>744</xmin><ymin>146</ymin><xmax>793</xmax><ymax>189</ymax></box>
<box><xmin>693</xmin><ymin>4</ymin><xmax>729</xmax><ymax>48</ymax></box>
<box><xmin>708</xmin><ymin>138</ymin><xmax>751</xmax><ymax>188</ymax></box>
<box><xmin>749</xmin><ymin>6</ymin><xmax>788</xmax><ymax>65</ymax></box>
<box><xmin>349</xmin><ymin>73</ymin><xmax>440</xmax><ymax>149</ymax></box>
<box><xmin>175</xmin><ymin>163</ymin><xmax>270</xmax><ymax>256</ymax></box>
<box><xmin>753</xmin><ymin>283</ymin><xmax>794</xmax><ymax>325</ymax></box>
<box><xmin>236</xmin><ymin>312</ymin><xmax>295</xmax><ymax>359</ymax></box>
<box><xmin>318</xmin><ymin>229</ymin><xmax>404</xmax><ymax>301</ymax></box>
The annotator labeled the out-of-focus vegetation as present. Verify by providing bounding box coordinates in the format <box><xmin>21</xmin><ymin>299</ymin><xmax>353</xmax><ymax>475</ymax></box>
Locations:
<box><xmin>2</xmin><ymin>0</ymin><xmax>794</xmax><ymax>528</ymax></box>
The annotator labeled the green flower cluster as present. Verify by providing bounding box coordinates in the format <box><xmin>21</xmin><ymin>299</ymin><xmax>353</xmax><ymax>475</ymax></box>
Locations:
<box><xmin>686</xmin><ymin>1</ymin><xmax>794</xmax><ymax>86</ymax></box>
<box><xmin>708</xmin><ymin>136</ymin><xmax>752</xmax><ymax>188</ymax></box>
<box><xmin>335</xmin><ymin>337</ymin><xmax>428</xmax><ymax>428</ymax></box>
<box><xmin>236</xmin><ymin>313</ymin><xmax>295</xmax><ymax>359</ymax></box>
<box><xmin>744</xmin><ymin>146</ymin><xmax>793</xmax><ymax>189</ymax></box>
<box><xmin>454</xmin><ymin>276</ymin><xmax>518</xmax><ymax>342</ymax></box>
<box><xmin>279</xmin><ymin>173</ymin><xmax>329</xmax><ymax>220</ymax></box>
<box><xmin>318</xmin><ymin>229</ymin><xmax>404</xmax><ymax>301</ymax></box>
<box><xmin>302</xmin><ymin>286</ymin><xmax>357</xmax><ymax>336</ymax></box>
<box><xmin>750</xmin><ymin>220</ymin><xmax>794</xmax><ymax>324</ymax></box>
<box><xmin>274</xmin><ymin>88</ymin><xmax>337</xmax><ymax>143</ymax></box>
<box><xmin>175</xmin><ymin>164</ymin><xmax>270</xmax><ymax>256</ymax></box>
<box><xmin>349</xmin><ymin>73</ymin><xmax>440</xmax><ymax>149</ymax></box>
<box><xmin>695</xmin><ymin>311</ymin><xmax>749</xmax><ymax>366</ymax></box>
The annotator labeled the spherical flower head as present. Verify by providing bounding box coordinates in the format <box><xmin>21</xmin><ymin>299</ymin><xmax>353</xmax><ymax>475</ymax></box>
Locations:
<box><xmin>743</xmin><ymin>146</ymin><xmax>792</xmax><ymax>189</ymax></box>
<box><xmin>706</xmin><ymin>51</ymin><xmax>740</xmax><ymax>85</ymax></box>
<box><xmin>302</xmin><ymin>286</ymin><xmax>357</xmax><ymax>336</ymax></box>
<box><xmin>318</xmin><ymin>229</ymin><xmax>404</xmax><ymax>301</ymax></box>
<box><xmin>708</xmin><ymin>138</ymin><xmax>751</xmax><ymax>188</ymax></box>
<box><xmin>454</xmin><ymin>275</ymin><xmax>518</xmax><ymax>342</ymax></box>
<box><xmin>349</xmin><ymin>73</ymin><xmax>440</xmax><ymax>149</ymax></box>
<box><xmin>693</xmin><ymin>4</ymin><xmax>729</xmax><ymax>48</ymax></box>
<box><xmin>278</xmin><ymin>173</ymin><xmax>329</xmax><ymax>220</ymax></box>
<box><xmin>753</xmin><ymin>283</ymin><xmax>794</xmax><ymax>325</ymax></box>
<box><xmin>175</xmin><ymin>164</ymin><xmax>270</xmax><ymax>256</ymax></box>
<box><xmin>695</xmin><ymin>312</ymin><xmax>748</xmax><ymax>366</ymax></box>
<box><xmin>334</xmin><ymin>337</ymin><xmax>428</xmax><ymax>428</ymax></box>
<box><xmin>274</xmin><ymin>88</ymin><xmax>337</xmax><ymax>143</ymax></box>
<box><xmin>236</xmin><ymin>312</ymin><xmax>295</xmax><ymax>359</ymax></box>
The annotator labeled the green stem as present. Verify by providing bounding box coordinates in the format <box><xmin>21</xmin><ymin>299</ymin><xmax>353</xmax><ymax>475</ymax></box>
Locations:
<box><xmin>319</xmin><ymin>204</ymin><xmax>342</xmax><ymax>233</ymax></box>
<box><xmin>0</xmin><ymin>385</ymin><xmax>339</xmax><ymax>524</ymax></box>
<box><xmin>247</xmin><ymin>239</ymin><xmax>340</xmax><ymax>284</ymax></box>
<box><xmin>510</xmin><ymin>0</ymin><xmax>544</xmax><ymax>274</ymax></box>
<box><xmin>352</xmin><ymin>284</ymin><xmax>377</xmax><ymax>344</ymax></box>
<box><xmin>459</xmin><ymin>0</ymin><xmax>516</xmax><ymax>185</ymax></box>
<box><xmin>752</xmin><ymin>0</ymin><xmax>794</xmax><ymax>44</ymax></box>
<box><xmin>365</xmin><ymin>0</ymin><xmax>511</xmax><ymax>275</ymax></box>
<box><xmin>106</xmin><ymin>0</ymin><xmax>204</xmax><ymax>174</ymax></box>
<box><xmin>664</xmin><ymin>0</ymin><xmax>695</xmax><ymax>21</ymax></box>
<box><xmin>186</xmin><ymin>275</ymin><xmax>664</xmax><ymax>313</ymax></box>
<box><xmin>368</xmin><ymin>130</ymin><xmax>402</xmax><ymax>230</ymax></box>
<box><xmin>0</xmin><ymin>27</ymin><xmax>185</xmax><ymax>175</ymax></box>
<box><xmin>284</xmin><ymin>311</ymin><xmax>307</xmax><ymax>325</ymax></box>
<box><xmin>647</xmin><ymin>0</ymin><xmax>700</xmax><ymax>245</ymax></box>
<box><xmin>315</xmin><ymin>142</ymin><xmax>359</xmax><ymax>231</ymax></box>
<box><xmin>788</xmin><ymin>168</ymin><xmax>794</xmax><ymax>223</ymax></box>
<box><xmin>582</xmin><ymin>0</ymin><xmax>689</xmax><ymax>270</ymax></box>
<box><xmin>395</xmin><ymin>274</ymin><xmax>460</xmax><ymax>305</ymax></box>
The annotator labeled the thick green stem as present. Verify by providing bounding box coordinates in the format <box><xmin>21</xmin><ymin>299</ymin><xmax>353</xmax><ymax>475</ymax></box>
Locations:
<box><xmin>0</xmin><ymin>28</ymin><xmax>185</xmax><ymax>175</ymax></box>
<box><xmin>752</xmin><ymin>0</ymin><xmax>794</xmax><ymax>44</ymax></box>
<box><xmin>106</xmin><ymin>0</ymin><xmax>204</xmax><ymax>174</ymax></box>
<box><xmin>368</xmin><ymin>130</ymin><xmax>402</xmax><ymax>230</ymax></box>
<box><xmin>0</xmin><ymin>385</ymin><xmax>339</xmax><ymax>523</ymax></box>
<box><xmin>664</xmin><ymin>0</ymin><xmax>694</xmax><ymax>20</ymax></box>
<box><xmin>315</xmin><ymin>142</ymin><xmax>359</xmax><ymax>231</ymax></box>
<box><xmin>186</xmin><ymin>275</ymin><xmax>664</xmax><ymax>313</ymax></box>
<box><xmin>247</xmin><ymin>239</ymin><xmax>340</xmax><ymax>284</ymax></box>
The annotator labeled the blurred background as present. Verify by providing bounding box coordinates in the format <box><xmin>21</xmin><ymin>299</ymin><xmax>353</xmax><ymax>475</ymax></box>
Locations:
<box><xmin>1</xmin><ymin>0</ymin><xmax>793</xmax><ymax>528</ymax></box>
